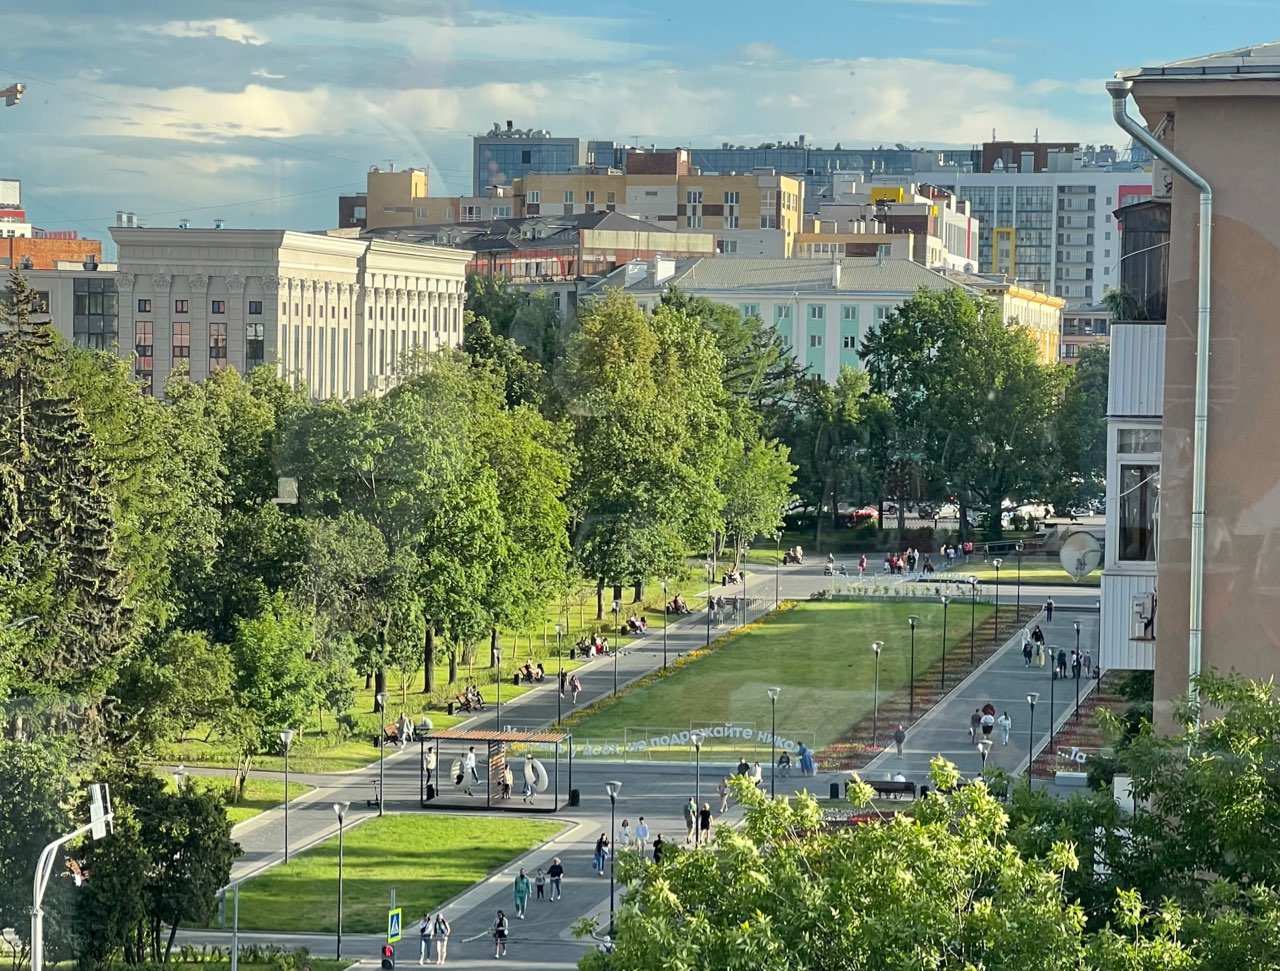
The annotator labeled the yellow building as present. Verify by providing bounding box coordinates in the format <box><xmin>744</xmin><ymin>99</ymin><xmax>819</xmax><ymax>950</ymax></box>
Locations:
<box><xmin>365</xmin><ymin>167</ymin><xmax>429</xmax><ymax>231</ymax></box>
<box><xmin>950</xmin><ymin>272</ymin><xmax>1064</xmax><ymax>364</ymax></box>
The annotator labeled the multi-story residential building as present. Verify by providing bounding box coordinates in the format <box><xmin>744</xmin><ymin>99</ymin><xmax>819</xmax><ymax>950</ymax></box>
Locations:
<box><xmin>588</xmin><ymin>256</ymin><xmax>1055</xmax><ymax>381</ymax></box>
<box><xmin>97</xmin><ymin>227</ymin><xmax>470</xmax><ymax>399</ymax></box>
<box><xmin>944</xmin><ymin>271</ymin><xmax>1065</xmax><ymax>365</ymax></box>
<box><xmin>363</xmin><ymin>166</ymin><xmax>430</xmax><ymax>232</ymax></box>
<box><xmin>473</xmin><ymin>121</ymin><xmax>584</xmax><ymax>195</ymax></box>
<box><xmin>926</xmin><ymin>168</ymin><xmax>1152</xmax><ymax>306</ymax></box>
<box><xmin>1060</xmin><ymin>305</ymin><xmax>1112</xmax><ymax>363</ymax></box>
<box><xmin>24</xmin><ymin>262</ymin><xmax>122</xmax><ymax>352</ymax></box>
<box><xmin>514</xmin><ymin>149</ymin><xmax>805</xmax><ymax>256</ymax></box>
<box><xmin>1101</xmin><ymin>43</ymin><xmax>1280</xmax><ymax>726</ymax></box>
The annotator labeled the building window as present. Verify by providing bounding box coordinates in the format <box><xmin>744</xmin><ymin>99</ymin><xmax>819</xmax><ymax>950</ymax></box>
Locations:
<box><xmin>585</xmin><ymin>191</ymin><xmax>595</xmax><ymax>204</ymax></box>
<box><xmin>137</xmin><ymin>298</ymin><xmax>151</xmax><ymax>313</ymax></box>
<box><xmin>527</xmin><ymin>190</ymin><xmax>540</xmax><ymax>204</ymax></box>
<box><xmin>724</xmin><ymin>191</ymin><xmax>740</xmax><ymax>205</ymax></box>
<box><xmin>809</xmin><ymin>333</ymin><xmax>823</xmax><ymax>348</ymax></box>
<box><xmin>761</xmin><ymin>213</ymin><xmax>778</xmax><ymax>229</ymax></box>
<box><xmin>172</xmin><ymin>322</ymin><xmax>191</xmax><ymax>364</ymax></box>
<box><xmin>686</xmin><ymin>190</ymin><xmax>703</xmax><ymax>205</ymax></box>
<box><xmin>248</xmin><ymin>300</ymin><xmax>263</xmax><ymax>315</ymax></box>
<box><xmin>520</xmin><ymin>149</ymin><xmax>531</xmax><ymax>164</ymax></box>
<box><xmin>246</xmin><ymin>321</ymin><xmax>265</xmax><ymax>369</ymax></box>
<box><xmin>211</xmin><ymin>300</ymin><xmax>226</xmax><ymax>315</ymax></box>
<box><xmin>209</xmin><ymin>321</ymin><xmax>228</xmax><ymax>368</ymax></box>
<box><xmin>175</xmin><ymin>299</ymin><xmax>189</xmax><ymax>314</ymax></box>
<box><xmin>716</xmin><ymin>239</ymin><xmax>738</xmax><ymax>255</ymax></box>
<box><xmin>807</xmin><ymin>304</ymin><xmax>825</xmax><ymax>321</ymax></box>
<box><xmin>72</xmin><ymin>277</ymin><xmax>118</xmax><ymax>350</ymax></box>
<box><xmin>135</xmin><ymin>321</ymin><xmax>154</xmax><ymax>394</ymax></box>
<box><xmin>841</xmin><ymin>305</ymin><xmax>858</xmax><ymax>323</ymax></box>
<box><xmin>842</xmin><ymin>334</ymin><xmax>857</xmax><ymax>349</ymax></box>
<box><xmin>564</xmin><ymin>190</ymin><xmax>574</xmax><ymax>204</ymax></box>
<box><xmin>31</xmin><ymin>290</ymin><xmax>50</xmax><ymax>314</ymax></box>
<box><xmin>1118</xmin><ymin>463</ymin><xmax>1160</xmax><ymax>561</ymax></box>
<box><xmin>739</xmin><ymin>303</ymin><xmax>760</xmax><ymax>319</ymax></box>
<box><xmin>874</xmin><ymin>305</ymin><xmax>891</xmax><ymax>323</ymax></box>
<box><xmin>607</xmin><ymin>192</ymin><xmax>616</xmax><ymax>204</ymax></box>
<box><xmin>775</xmin><ymin>305</ymin><xmax>792</xmax><ymax>325</ymax></box>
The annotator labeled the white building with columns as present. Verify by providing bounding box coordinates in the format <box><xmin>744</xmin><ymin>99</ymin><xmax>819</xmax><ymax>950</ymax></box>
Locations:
<box><xmin>108</xmin><ymin>228</ymin><xmax>471</xmax><ymax>398</ymax></box>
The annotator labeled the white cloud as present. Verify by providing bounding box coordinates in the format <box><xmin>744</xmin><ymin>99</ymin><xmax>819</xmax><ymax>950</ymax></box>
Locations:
<box><xmin>148</xmin><ymin>18</ymin><xmax>269</xmax><ymax>46</ymax></box>
<box><xmin>1028</xmin><ymin>78</ymin><xmax>1108</xmax><ymax>96</ymax></box>
<box><xmin>251</xmin><ymin>68</ymin><xmax>287</xmax><ymax>80</ymax></box>
<box><xmin>739</xmin><ymin>41</ymin><xmax>783</xmax><ymax>62</ymax></box>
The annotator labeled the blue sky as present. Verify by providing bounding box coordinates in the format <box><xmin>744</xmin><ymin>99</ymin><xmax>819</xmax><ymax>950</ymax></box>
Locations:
<box><xmin>1</xmin><ymin>1</ymin><xmax>1271</xmax><ymax>250</ymax></box>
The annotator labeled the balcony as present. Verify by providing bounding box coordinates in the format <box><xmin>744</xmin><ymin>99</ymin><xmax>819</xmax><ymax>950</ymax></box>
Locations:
<box><xmin>1107</xmin><ymin>321</ymin><xmax>1165</xmax><ymax>418</ymax></box>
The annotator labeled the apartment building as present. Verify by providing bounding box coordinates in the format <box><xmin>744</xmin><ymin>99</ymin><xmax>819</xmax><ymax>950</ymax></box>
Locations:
<box><xmin>102</xmin><ymin>227</ymin><xmax>470</xmax><ymax>399</ymax></box>
<box><xmin>945</xmin><ymin>271</ymin><xmax>1065</xmax><ymax>365</ymax></box>
<box><xmin>473</xmin><ymin>121</ymin><xmax>584</xmax><ymax>195</ymax></box>
<box><xmin>1102</xmin><ymin>43</ymin><xmax>1280</xmax><ymax>725</ymax></box>
<box><xmin>926</xmin><ymin>168</ymin><xmax>1152</xmax><ymax>306</ymax></box>
<box><xmin>1061</xmin><ymin>305</ymin><xmax>1112</xmax><ymax>363</ymax></box>
<box><xmin>515</xmin><ymin>149</ymin><xmax>805</xmax><ymax>256</ymax></box>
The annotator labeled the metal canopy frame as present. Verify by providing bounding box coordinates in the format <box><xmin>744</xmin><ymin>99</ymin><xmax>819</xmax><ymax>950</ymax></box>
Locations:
<box><xmin>418</xmin><ymin>729</ymin><xmax>574</xmax><ymax>814</ymax></box>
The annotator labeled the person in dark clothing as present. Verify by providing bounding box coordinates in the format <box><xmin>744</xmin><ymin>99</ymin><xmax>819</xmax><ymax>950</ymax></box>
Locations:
<box><xmin>698</xmin><ymin>803</ymin><xmax>712</xmax><ymax>842</ymax></box>
<box><xmin>652</xmin><ymin>834</ymin><xmax>665</xmax><ymax>863</ymax></box>
<box><xmin>547</xmin><ymin>857</ymin><xmax>564</xmax><ymax>901</ymax></box>
<box><xmin>1056</xmin><ymin>649</ymin><xmax>1068</xmax><ymax>679</ymax></box>
<box><xmin>1045</xmin><ymin>598</ymin><xmax>1055</xmax><ymax>622</ymax></box>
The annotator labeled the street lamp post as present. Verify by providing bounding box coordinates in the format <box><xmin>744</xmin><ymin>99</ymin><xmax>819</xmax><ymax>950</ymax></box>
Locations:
<box><xmin>1073</xmin><ymin>620</ymin><xmax>1082</xmax><ymax>722</ymax></box>
<box><xmin>991</xmin><ymin>558</ymin><xmax>1003</xmax><ymax>642</ymax></box>
<box><xmin>691</xmin><ymin>731</ymin><xmax>704</xmax><ymax>846</ymax></box>
<box><xmin>1049</xmin><ymin>650</ymin><xmax>1057</xmax><ymax>754</ymax></box>
<box><xmin>1026</xmin><ymin>693</ymin><xmax>1039</xmax><ymax>791</ymax></box>
<box><xmin>706</xmin><ymin>543</ymin><xmax>714</xmax><ymax>647</ymax></box>
<box><xmin>774</xmin><ymin>532</ymin><xmax>781</xmax><ymax>608</ymax></box>
<box><xmin>375</xmin><ymin>692</ymin><xmax>387</xmax><ymax>815</ymax></box>
<box><xmin>605</xmin><ymin>781</ymin><xmax>622</xmax><ymax>938</ymax></box>
<box><xmin>661</xmin><ymin>579</ymin><xmax>669</xmax><ymax>671</ymax></box>
<box><xmin>907</xmin><ymin>615</ymin><xmax>919</xmax><ymax>718</ymax></box>
<box><xmin>968</xmin><ymin>577</ymin><xmax>978</xmax><ymax>665</ymax></box>
<box><xmin>939</xmin><ymin>596</ymin><xmax>950</xmax><ymax>695</ymax></box>
<box><xmin>1015</xmin><ymin>542</ymin><xmax>1024</xmax><ymax>620</ymax></box>
<box><xmin>495</xmin><ymin>643</ymin><xmax>502</xmax><ymax>729</ymax></box>
<box><xmin>279</xmin><ymin>729</ymin><xmax>295</xmax><ymax>862</ymax></box>
<box><xmin>332</xmin><ymin>801</ymin><xmax>349</xmax><ymax>959</ymax></box>
<box><xmin>555</xmin><ymin>624</ymin><xmax>563</xmax><ymax>726</ymax></box>
<box><xmin>870</xmin><ymin>641</ymin><xmax>883</xmax><ymax>749</ymax></box>
<box><xmin>767</xmin><ymin>687</ymin><xmax>780</xmax><ymax>797</ymax></box>
<box><xmin>612</xmin><ymin>597</ymin><xmax>621</xmax><ymax>697</ymax></box>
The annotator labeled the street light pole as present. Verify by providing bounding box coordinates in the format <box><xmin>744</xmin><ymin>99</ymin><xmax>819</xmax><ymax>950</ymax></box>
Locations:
<box><xmin>968</xmin><ymin>577</ymin><xmax>977</xmax><ymax>665</ymax></box>
<box><xmin>870</xmin><ymin>642</ymin><xmax>883</xmax><ymax>749</ymax></box>
<box><xmin>1049</xmin><ymin>651</ymin><xmax>1057</xmax><ymax>754</ymax></box>
<box><xmin>774</xmin><ymin>532</ymin><xmax>781</xmax><ymax>608</ymax></box>
<box><xmin>939</xmin><ymin>596</ymin><xmax>950</xmax><ymax>695</ymax></box>
<box><xmin>555</xmin><ymin>624</ymin><xmax>563</xmax><ymax>726</ymax></box>
<box><xmin>662</xmin><ymin>579</ymin><xmax>669</xmax><ymax>670</ymax></box>
<box><xmin>495</xmin><ymin>644</ymin><xmax>502</xmax><ymax>728</ymax></box>
<box><xmin>1074</xmin><ymin>620</ymin><xmax>1082</xmax><ymax>722</ymax></box>
<box><xmin>612</xmin><ymin>596</ymin><xmax>621</xmax><ymax>697</ymax></box>
<box><xmin>992</xmin><ymin>558</ymin><xmax>1003</xmax><ymax>643</ymax></box>
<box><xmin>279</xmin><ymin>729</ymin><xmax>295</xmax><ymax>862</ymax></box>
<box><xmin>706</xmin><ymin>542</ymin><xmax>714</xmax><ymax>647</ymax></box>
<box><xmin>1026</xmin><ymin>693</ymin><xmax>1039</xmax><ymax>791</ymax></box>
<box><xmin>606</xmin><ymin>781</ymin><xmax>622</xmax><ymax>938</ymax></box>
<box><xmin>767</xmin><ymin>688</ymin><xmax>780</xmax><ymax>797</ymax></box>
<box><xmin>692</xmin><ymin>732</ymin><xmax>703</xmax><ymax>846</ymax></box>
<box><xmin>1015</xmin><ymin>542</ymin><xmax>1024</xmax><ymax>620</ymax></box>
<box><xmin>375</xmin><ymin>692</ymin><xmax>387</xmax><ymax>816</ymax></box>
<box><xmin>907</xmin><ymin>615</ymin><xmax>919</xmax><ymax>718</ymax></box>
<box><xmin>333</xmin><ymin>801</ymin><xmax>349</xmax><ymax>959</ymax></box>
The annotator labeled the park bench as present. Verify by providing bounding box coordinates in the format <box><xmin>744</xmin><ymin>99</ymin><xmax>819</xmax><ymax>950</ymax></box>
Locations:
<box><xmin>867</xmin><ymin>779</ymin><xmax>918</xmax><ymax>800</ymax></box>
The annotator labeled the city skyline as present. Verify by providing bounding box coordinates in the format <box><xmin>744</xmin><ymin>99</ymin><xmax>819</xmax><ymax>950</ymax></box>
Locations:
<box><xmin>1</xmin><ymin>1</ymin><xmax>1266</xmax><ymax>247</ymax></box>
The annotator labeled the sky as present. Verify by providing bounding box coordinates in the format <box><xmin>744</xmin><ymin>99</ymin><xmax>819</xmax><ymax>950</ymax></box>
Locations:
<box><xmin>1</xmin><ymin>1</ymin><xmax>1273</xmax><ymax>250</ymax></box>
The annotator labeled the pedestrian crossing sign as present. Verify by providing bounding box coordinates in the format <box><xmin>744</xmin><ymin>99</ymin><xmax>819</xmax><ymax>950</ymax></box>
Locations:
<box><xmin>387</xmin><ymin>907</ymin><xmax>402</xmax><ymax>943</ymax></box>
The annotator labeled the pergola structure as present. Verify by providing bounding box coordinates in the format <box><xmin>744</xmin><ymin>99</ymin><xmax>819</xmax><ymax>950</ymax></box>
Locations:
<box><xmin>418</xmin><ymin>728</ymin><xmax>573</xmax><ymax>814</ymax></box>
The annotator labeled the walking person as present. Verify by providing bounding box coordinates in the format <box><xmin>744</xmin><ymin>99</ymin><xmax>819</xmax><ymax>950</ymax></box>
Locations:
<box><xmin>893</xmin><ymin>724</ymin><xmax>906</xmax><ymax>757</ymax></box>
<box><xmin>750</xmin><ymin>761</ymin><xmax>764</xmax><ymax>789</ymax></box>
<box><xmin>718</xmin><ymin>778</ymin><xmax>730</xmax><ymax>814</ymax></box>
<box><xmin>1022</xmin><ymin>636</ymin><xmax>1033</xmax><ymax>667</ymax></box>
<box><xmin>423</xmin><ymin>746</ymin><xmax>437</xmax><ymax>791</ymax></box>
<box><xmin>634</xmin><ymin>816</ymin><xmax>650</xmax><ymax>855</ymax></box>
<box><xmin>513</xmin><ymin>868</ymin><xmax>531</xmax><ymax>919</ymax></box>
<box><xmin>1036</xmin><ymin>641</ymin><xmax>1046</xmax><ymax>668</ymax></box>
<box><xmin>683</xmin><ymin>797</ymin><xmax>697</xmax><ymax>844</ymax></box>
<box><xmin>997</xmin><ymin>710</ymin><xmax>1012</xmax><ymax>745</ymax></box>
<box><xmin>698</xmin><ymin>802</ymin><xmax>713</xmax><ymax>843</ymax></box>
<box><xmin>593</xmin><ymin>832</ymin><xmax>610</xmax><ymax>875</ymax></box>
<box><xmin>569</xmin><ymin>673</ymin><xmax>582</xmax><ymax>705</ymax></box>
<box><xmin>1083</xmin><ymin>649</ymin><xmax>1093</xmax><ymax>676</ymax></box>
<box><xmin>1057</xmin><ymin>648</ymin><xmax>1068</xmax><ymax>680</ymax></box>
<box><xmin>432</xmin><ymin>912</ymin><xmax>451</xmax><ymax>966</ymax></box>
<box><xmin>547</xmin><ymin>857</ymin><xmax>564</xmax><ymax>901</ymax></box>
<box><xmin>969</xmin><ymin>709</ymin><xmax>981</xmax><ymax>743</ymax></box>
<box><xmin>1071</xmin><ymin>650</ymin><xmax>1082</xmax><ymax>681</ymax></box>
<box><xmin>492</xmin><ymin>911</ymin><xmax>509</xmax><ymax>960</ymax></box>
<box><xmin>534</xmin><ymin>868</ymin><xmax>546</xmax><ymax>902</ymax></box>
<box><xmin>501</xmin><ymin>764</ymin><xmax>513</xmax><ymax>801</ymax></box>
<box><xmin>618</xmin><ymin>818</ymin><xmax>632</xmax><ymax>852</ymax></box>
<box><xmin>1045</xmin><ymin>598</ymin><xmax>1055</xmax><ymax>622</ymax></box>
<box><xmin>559</xmin><ymin>668</ymin><xmax>567</xmax><ymax>696</ymax></box>
<box><xmin>980</xmin><ymin>709</ymin><xmax>995</xmax><ymax>739</ymax></box>
<box><xmin>652</xmin><ymin>833</ymin><xmax>665</xmax><ymax>864</ymax></box>
<box><xmin>417</xmin><ymin>913</ymin><xmax>432</xmax><ymax>965</ymax></box>
<box><xmin>463</xmin><ymin>746</ymin><xmax>479</xmax><ymax>796</ymax></box>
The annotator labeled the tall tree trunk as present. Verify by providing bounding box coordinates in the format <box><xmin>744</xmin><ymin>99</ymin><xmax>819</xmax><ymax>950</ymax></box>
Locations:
<box><xmin>374</xmin><ymin>668</ymin><xmax>386</xmax><ymax>712</ymax></box>
<box><xmin>958</xmin><ymin>497</ymin><xmax>968</xmax><ymax>541</ymax></box>
<box><xmin>897</xmin><ymin>498</ymin><xmax>906</xmax><ymax>535</ymax></box>
<box><xmin>632</xmin><ymin>580</ymin><xmax>643</xmax><ymax>603</ymax></box>
<box><xmin>448</xmin><ymin>645</ymin><xmax>457</xmax><ymax>684</ymax></box>
<box><xmin>364</xmin><ymin>671</ymin><xmax>372</xmax><ymax>689</ymax></box>
<box><xmin>423</xmin><ymin>621</ymin><xmax>435</xmax><ymax>693</ymax></box>
<box><xmin>164</xmin><ymin>922</ymin><xmax>178</xmax><ymax>964</ymax></box>
<box><xmin>596</xmin><ymin>579</ymin><xmax>605</xmax><ymax>620</ymax></box>
<box><xmin>612</xmin><ymin>584</ymin><xmax>623</xmax><ymax>615</ymax></box>
<box><xmin>989</xmin><ymin>498</ymin><xmax>1004</xmax><ymax>539</ymax></box>
<box><xmin>489</xmin><ymin>627</ymin><xmax>500</xmax><ymax>668</ymax></box>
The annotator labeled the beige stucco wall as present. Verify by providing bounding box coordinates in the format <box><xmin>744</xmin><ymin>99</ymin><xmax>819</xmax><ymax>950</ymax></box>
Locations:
<box><xmin>1131</xmin><ymin>88</ymin><xmax>1280</xmax><ymax>725</ymax></box>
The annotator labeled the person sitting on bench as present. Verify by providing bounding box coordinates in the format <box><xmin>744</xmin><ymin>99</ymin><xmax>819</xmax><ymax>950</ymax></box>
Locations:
<box><xmin>534</xmin><ymin>662</ymin><xmax>545</xmax><ymax>682</ymax></box>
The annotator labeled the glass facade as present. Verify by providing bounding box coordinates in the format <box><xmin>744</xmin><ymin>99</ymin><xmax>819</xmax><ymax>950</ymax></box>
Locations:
<box><xmin>72</xmin><ymin>276</ymin><xmax>118</xmax><ymax>350</ymax></box>
<box><xmin>473</xmin><ymin>138</ymin><xmax>582</xmax><ymax>194</ymax></box>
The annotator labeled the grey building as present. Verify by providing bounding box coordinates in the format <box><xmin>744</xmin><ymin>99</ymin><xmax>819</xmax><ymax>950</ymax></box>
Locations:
<box><xmin>473</xmin><ymin>122</ymin><xmax>584</xmax><ymax>195</ymax></box>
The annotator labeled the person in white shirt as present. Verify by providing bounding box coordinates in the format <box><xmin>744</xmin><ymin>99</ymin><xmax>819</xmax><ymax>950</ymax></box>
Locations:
<box><xmin>462</xmin><ymin>746</ymin><xmax>478</xmax><ymax>796</ymax></box>
<box><xmin>750</xmin><ymin>761</ymin><xmax>763</xmax><ymax>789</ymax></box>
<box><xmin>634</xmin><ymin>816</ymin><xmax>650</xmax><ymax>854</ymax></box>
<box><xmin>618</xmin><ymin>818</ymin><xmax>632</xmax><ymax>850</ymax></box>
<box><xmin>996</xmin><ymin>711</ymin><xmax>1013</xmax><ymax>745</ymax></box>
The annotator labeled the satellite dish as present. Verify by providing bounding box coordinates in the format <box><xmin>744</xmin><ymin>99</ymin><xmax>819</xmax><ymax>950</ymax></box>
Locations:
<box><xmin>1059</xmin><ymin>532</ymin><xmax>1103</xmax><ymax>580</ymax></box>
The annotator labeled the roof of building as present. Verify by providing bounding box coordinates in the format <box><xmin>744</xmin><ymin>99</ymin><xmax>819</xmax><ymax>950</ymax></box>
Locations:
<box><xmin>365</xmin><ymin>210</ymin><xmax>676</xmax><ymax>253</ymax></box>
<box><xmin>1120</xmin><ymin>41</ymin><xmax>1280</xmax><ymax>80</ymax></box>
<box><xmin>598</xmin><ymin>256</ymin><xmax>958</xmax><ymax>294</ymax></box>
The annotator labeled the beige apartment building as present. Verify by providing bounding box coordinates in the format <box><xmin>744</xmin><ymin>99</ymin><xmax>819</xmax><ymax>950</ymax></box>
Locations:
<box><xmin>1109</xmin><ymin>43</ymin><xmax>1280</xmax><ymax>724</ymax></box>
<box><xmin>109</xmin><ymin>227</ymin><xmax>470</xmax><ymax>399</ymax></box>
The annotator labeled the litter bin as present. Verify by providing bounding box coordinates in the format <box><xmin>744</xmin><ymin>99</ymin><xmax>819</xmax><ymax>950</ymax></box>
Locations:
<box><xmin>568</xmin><ymin>788</ymin><xmax>581</xmax><ymax>807</ymax></box>
<box><xmin>829</xmin><ymin>782</ymin><xmax>840</xmax><ymax>800</ymax></box>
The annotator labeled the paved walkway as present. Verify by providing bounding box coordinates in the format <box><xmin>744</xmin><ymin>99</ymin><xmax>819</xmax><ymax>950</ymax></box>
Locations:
<box><xmin>181</xmin><ymin>565</ymin><xmax>1103</xmax><ymax>970</ymax></box>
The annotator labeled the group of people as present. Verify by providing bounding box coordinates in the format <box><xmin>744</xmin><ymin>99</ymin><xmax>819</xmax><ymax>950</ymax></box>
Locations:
<box><xmin>558</xmin><ymin>669</ymin><xmax>583</xmax><ymax>704</ymax></box>
<box><xmin>513</xmin><ymin>662</ymin><xmax>545</xmax><ymax>685</ymax></box>
<box><xmin>622</xmin><ymin>614</ymin><xmax>648</xmax><ymax>635</ymax></box>
<box><xmin>721</xmin><ymin>568</ymin><xmax>745</xmax><ymax>586</ymax></box>
<box><xmin>574</xmin><ymin>633</ymin><xmax>612</xmax><ymax>658</ymax></box>
<box><xmin>782</xmin><ymin>545</ymin><xmax>805</xmax><ymax>565</ymax></box>
<box><xmin>968</xmin><ymin>703</ymin><xmax>1013</xmax><ymax>745</ymax></box>
<box><xmin>667</xmin><ymin>593</ymin><xmax>691</xmax><ymax>614</ymax></box>
<box><xmin>883</xmin><ymin>548</ymin><xmax>934</xmax><ymax>575</ymax></box>
<box><xmin>1020</xmin><ymin>623</ymin><xmax>1095</xmax><ymax>680</ymax></box>
<box><xmin>453</xmin><ymin>682</ymin><xmax>487</xmax><ymax>713</ymax></box>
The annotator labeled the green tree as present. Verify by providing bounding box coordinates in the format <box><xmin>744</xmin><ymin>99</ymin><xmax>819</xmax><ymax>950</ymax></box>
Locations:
<box><xmin>463</xmin><ymin>312</ymin><xmax>547</xmax><ymax>408</ymax></box>
<box><xmin>466</xmin><ymin>274</ymin><xmax>560</xmax><ymax>372</ymax></box>
<box><xmin>719</xmin><ymin>437</ymin><xmax>796</xmax><ymax>564</ymax></box>
<box><xmin>1049</xmin><ymin>346</ymin><xmax>1109</xmax><ymax>515</ymax></box>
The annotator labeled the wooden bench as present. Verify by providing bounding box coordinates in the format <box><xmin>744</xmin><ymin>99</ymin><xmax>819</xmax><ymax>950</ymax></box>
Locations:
<box><xmin>868</xmin><ymin>779</ymin><xmax>918</xmax><ymax>800</ymax></box>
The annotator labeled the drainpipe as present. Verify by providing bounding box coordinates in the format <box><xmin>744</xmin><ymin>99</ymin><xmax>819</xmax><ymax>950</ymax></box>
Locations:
<box><xmin>1106</xmin><ymin>78</ymin><xmax>1212</xmax><ymax>716</ymax></box>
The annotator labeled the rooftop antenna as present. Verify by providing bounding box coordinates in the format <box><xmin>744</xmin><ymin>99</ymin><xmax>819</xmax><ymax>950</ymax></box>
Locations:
<box><xmin>1034</xmin><ymin>128</ymin><xmax>1039</xmax><ymax>143</ymax></box>
<box><xmin>992</xmin><ymin>128</ymin><xmax>996</xmax><ymax>142</ymax></box>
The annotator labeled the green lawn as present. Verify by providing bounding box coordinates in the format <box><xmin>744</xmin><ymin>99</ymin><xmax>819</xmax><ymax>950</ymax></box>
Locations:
<box><xmin>167</xmin><ymin>775</ymin><xmax>315</xmax><ymax>825</ymax></box>
<box><xmin>568</xmin><ymin>599</ymin><xmax>993</xmax><ymax>753</ymax></box>
<box><xmin>948</xmin><ymin>559</ymin><xmax>1100</xmax><ymax>586</ymax></box>
<box><xmin>236</xmin><ymin>814</ymin><xmax>562</xmax><ymax>933</ymax></box>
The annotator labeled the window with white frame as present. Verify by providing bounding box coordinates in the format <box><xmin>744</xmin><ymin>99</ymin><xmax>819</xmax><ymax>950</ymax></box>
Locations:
<box><xmin>808</xmin><ymin>304</ymin><xmax>824</xmax><ymax>321</ymax></box>
<box><xmin>527</xmin><ymin>190</ymin><xmax>540</xmax><ymax>204</ymax></box>
<box><xmin>740</xmin><ymin>303</ymin><xmax>760</xmax><ymax>319</ymax></box>
<box><xmin>874</xmin><ymin>305</ymin><xmax>891</xmax><ymax>323</ymax></box>
<box><xmin>809</xmin><ymin>333</ymin><xmax>823</xmax><ymax>348</ymax></box>
<box><xmin>774</xmin><ymin>304</ymin><xmax>792</xmax><ymax>325</ymax></box>
<box><xmin>842</xmin><ymin>305</ymin><xmax>858</xmax><ymax>323</ymax></box>
<box><xmin>686</xmin><ymin>190</ymin><xmax>702</xmax><ymax>205</ymax></box>
<box><xmin>1116</xmin><ymin>428</ymin><xmax>1161</xmax><ymax>562</ymax></box>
